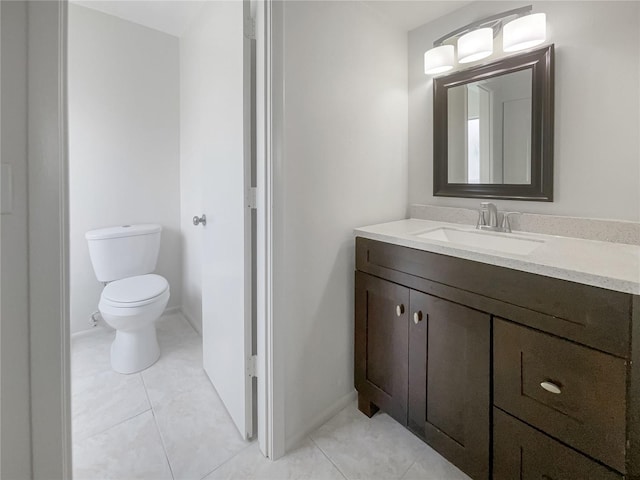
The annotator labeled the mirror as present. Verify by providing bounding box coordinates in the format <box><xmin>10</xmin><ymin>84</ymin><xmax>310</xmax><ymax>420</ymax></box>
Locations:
<box><xmin>434</xmin><ymin>45</ymin><xmax>554</xmax><ymax>201</ymax></box>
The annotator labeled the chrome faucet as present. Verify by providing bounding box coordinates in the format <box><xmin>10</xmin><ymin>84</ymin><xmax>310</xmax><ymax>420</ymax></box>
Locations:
<box><xmin>476</xmin><ymin>202</ymin><xmax>520</xmax><ymax>233</ymax></box>
<box><xmin>479</xmin><ymin>202</ymin><xmax>498</xmax><ymax>228</ymax></box>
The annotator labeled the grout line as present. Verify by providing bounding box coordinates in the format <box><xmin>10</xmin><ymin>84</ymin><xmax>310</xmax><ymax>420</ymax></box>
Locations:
<box><xmin>74</xmin><ymin>404</ymin><xmax>152</xmax><ymax>443</ymax></box>
<box><xmin>198</xmin><ymin>440</ymin><xmax>256</xmax><ymax>480</ymax></box>
<box><xmin>397</xmin><ymin>459</ymin><xmax>417</xmax><ymax>480</ymax></box>
<box><xmin>141</xmin><ymin>373</ymin><xmax>176</xmax><ymax>480</ymax></box>
<box><xmin>308</xmin><ymin>435</ymin><xmax>350</xmax><ymax>480</ymax></box>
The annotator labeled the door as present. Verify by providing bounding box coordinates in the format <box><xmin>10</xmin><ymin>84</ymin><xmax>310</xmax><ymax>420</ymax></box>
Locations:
<box><xmin>408</xmin><ymin>290</ymin><xmax>490</xmax><ymax>480</ymax></box>
<box><xmin>201</xmin><ymin>0</ymin><xmax>254</xmax><ymax>439</ymax></box>
<box><xmin>354</xmin><ymin>272</ymin><xmax>409</xmax><ymax>424</ymax></box>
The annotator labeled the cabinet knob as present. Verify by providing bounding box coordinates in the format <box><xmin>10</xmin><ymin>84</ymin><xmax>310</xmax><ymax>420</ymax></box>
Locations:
<box><xmin>540</xmin><ymin>381</ymin><xmax>562</xmax><ymax>394</ymax></box>
<box><xmin>413</xmin><ymin>311</ymin><xmax>423</xmax><ymax>324</ymax></box>
<box><xmin>395</xmin><ymin>304</ymin><xmax>405</xmax><ymax>317</ymax></box>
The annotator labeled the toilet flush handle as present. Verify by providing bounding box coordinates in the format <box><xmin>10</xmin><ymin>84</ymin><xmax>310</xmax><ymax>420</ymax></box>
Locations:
<box><xmin>193</xmin><ymin>214</ymin><xmax>207</xmax><ymax>226</ymax></box>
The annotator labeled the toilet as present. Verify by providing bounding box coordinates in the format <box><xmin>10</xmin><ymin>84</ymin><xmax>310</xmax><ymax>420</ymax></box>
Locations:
<box><xmin>86</xmin><ymin>224</ymin><xmax>170</xmax><ymax>374</ymax></box>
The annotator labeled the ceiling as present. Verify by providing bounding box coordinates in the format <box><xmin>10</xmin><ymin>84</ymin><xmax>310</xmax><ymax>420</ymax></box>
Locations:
<box><xmin>72</xmin><ymin>0</ymin><xmax>472</xmax><ymax>37</ymax></box>
<box><xmin>71</xmin><ymin>0</ymin><xmax>206</xmax><ymax>37</ymax></box>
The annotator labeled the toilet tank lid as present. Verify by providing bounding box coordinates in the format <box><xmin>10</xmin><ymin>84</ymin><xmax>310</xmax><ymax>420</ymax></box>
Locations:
<box><xmin>85</xmin><ymin>224</ymin><xmax>162</xmax><ymax>240</ymax></box>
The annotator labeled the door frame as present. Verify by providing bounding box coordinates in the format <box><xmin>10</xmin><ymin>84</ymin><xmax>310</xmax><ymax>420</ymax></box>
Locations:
<box><xmin>28</xmin><ymin>0</ymin><xmax>286</xmax><ymax>474</ymax></box>
<box><xmin>255</xmin><ymin>0</ymin><xmax>285</xmax><ymax>460</ymax></box>
<box><xmin>27</xmin><ymin>0</ymin><xmax>72</xmax><ymax>477</ymax></box>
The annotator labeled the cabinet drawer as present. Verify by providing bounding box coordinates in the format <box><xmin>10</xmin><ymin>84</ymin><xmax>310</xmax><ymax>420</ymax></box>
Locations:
<box><xmin>493</xmin><ymin>408</ymin><xmax>623</xmax><ymax>480</ymax></box>
<box><xmin>356</xmin><ymin>237</ymin><xmax>631</xmax><ymax>357</ymax></box>
<box><xmin>494</xmin><ymin>318</ymin><xmax>627</xmax><ymax>472</ymax></box>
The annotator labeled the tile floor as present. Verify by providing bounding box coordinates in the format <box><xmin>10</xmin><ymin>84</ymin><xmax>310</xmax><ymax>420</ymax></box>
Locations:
<box><xmin>72</xmin><ymin>312</ymin><xmax>469</xmax><ymax>480</ymax></box>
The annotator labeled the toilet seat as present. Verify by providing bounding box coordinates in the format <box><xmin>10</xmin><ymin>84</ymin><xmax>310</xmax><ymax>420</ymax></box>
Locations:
<box><xmin>101</xmin><ymin>274</ymin><xmax>169</xmax><ymax>308</ymax></box>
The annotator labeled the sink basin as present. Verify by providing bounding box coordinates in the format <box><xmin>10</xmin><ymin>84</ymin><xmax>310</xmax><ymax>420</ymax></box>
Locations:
<box><xmin>414</xmin><ymin>227</ymin><xmax>544</xmax><ymax>255</ymax></box>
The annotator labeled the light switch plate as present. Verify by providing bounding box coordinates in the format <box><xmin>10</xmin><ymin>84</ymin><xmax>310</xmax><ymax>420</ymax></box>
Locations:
<box><xmin>1</xmin><ymin>163</ymin><xmax>13</xmax><ymax>214</ymax></box>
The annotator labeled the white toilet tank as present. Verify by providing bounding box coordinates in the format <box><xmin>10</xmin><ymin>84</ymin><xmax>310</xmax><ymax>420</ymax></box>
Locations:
<box><xmin>86</xmin><ymin>224</ymin><xmax>162</xmax><ymax>283</ymax></box>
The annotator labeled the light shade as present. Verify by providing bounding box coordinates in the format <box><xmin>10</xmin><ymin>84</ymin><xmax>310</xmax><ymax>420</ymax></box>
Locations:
<box><xmin>458</xmin><ymin>28</ymin><xmax>493</xmax><ymax>64</ymax></box>
<box><xmin>424</xmin><ymin>45</ymin><xmax>455</xmax><ymax>75</ymax></box>
<box><xmin>503</xmin><ymin>13</ymin><xmax>546</xmax><ymax>52</ymax></box>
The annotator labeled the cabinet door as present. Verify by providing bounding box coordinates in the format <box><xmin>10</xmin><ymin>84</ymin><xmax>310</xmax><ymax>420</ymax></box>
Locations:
<box><xmin>408</xmin><ymin>291</ymin><xmax>490</xmax><ymax>480</ymax></box>
<box><xmin>494</xmin><ymin>408</ymin><xmax>622</xmax><ymax>480</ymax></box>
<box><xmin>355</xmin><ymin>272</ymin><xmax>409</xmax><ymax>425</ymax></box>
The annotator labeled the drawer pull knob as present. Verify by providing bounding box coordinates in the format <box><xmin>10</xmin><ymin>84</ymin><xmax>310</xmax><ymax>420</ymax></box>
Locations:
<box><xmin>396</xmin><ymin>304</ymin><xmax>405</xmax><ymax>317</ymax></box>
<box><xmin>413</xmin><ymin>311</ymin><xmax>423</xmax><ymax>324</ymax></box>
<box><xmin>540</xmin><ymin>381</ymin><xmax>562</xmax><ymax>394</ymax></box>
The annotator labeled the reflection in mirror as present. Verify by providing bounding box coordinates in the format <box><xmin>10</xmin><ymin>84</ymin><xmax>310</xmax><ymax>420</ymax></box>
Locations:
<box><xmin>447</xmin><ymin>69</ymin><xmax>532</xmax><ymax>185</ymax></box>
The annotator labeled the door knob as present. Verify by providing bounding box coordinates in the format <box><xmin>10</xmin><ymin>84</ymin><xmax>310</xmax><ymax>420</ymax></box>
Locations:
<box><xmin>193</xmin><ymin>214</ymin><xmax>206</xmax><ymax>226</ymax></box>
<box><xmin>413</xmin><ymin>311</ymin><xmax>423</xmax><ymax>324</ymax></box>
<box><xmin>396</xmin><ymin>304</ymin><xmax>405</xmax><ymax>317</ymax></box>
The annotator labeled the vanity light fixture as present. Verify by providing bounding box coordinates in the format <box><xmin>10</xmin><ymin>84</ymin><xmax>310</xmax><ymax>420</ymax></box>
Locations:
<box><xmin>457</xmin><ymin>28</ymin><xmax>494</xmax><ymax>63</ymax></box>
<box><xmin>423</xmin><ymin>5</ymin><xmax>546</xmax><ymax>75</ymax></box>
<box><xmin>503</xmin><ymin>13</ymin><xmax>547</xmax><ymax>52</ymax></box>
<box><xmin>424</xmin><ymin>45</ymin><xmax>455</xmax><ymax>75</ymax></box>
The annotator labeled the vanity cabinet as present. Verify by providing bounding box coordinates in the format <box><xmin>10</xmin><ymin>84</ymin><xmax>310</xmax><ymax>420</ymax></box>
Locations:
<box><xmin>354</xmin><ymin>236</ymin><xmax>640</xmax><ymax>480</ymax></box>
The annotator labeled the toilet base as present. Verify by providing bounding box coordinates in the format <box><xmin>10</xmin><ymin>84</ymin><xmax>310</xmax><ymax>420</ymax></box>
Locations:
<box><xmin>110</xmin><ymin>325</ymin><xmax>160</xmax><ymax>374</ymax></box>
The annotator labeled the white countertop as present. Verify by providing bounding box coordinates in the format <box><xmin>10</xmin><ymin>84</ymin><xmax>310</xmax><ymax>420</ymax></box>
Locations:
<box><xmin>354</xmin><ymin>219</ymin><xmax>640</xmax><ymax>295</ymax></box>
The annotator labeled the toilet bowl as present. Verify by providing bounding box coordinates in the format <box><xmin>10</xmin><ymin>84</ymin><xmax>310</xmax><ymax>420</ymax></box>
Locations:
<box><xmin>86</xmin><ymin>224</ymin><xmax>169</xmax><ymax>375</ymax></box>
<box><xmin>99</xmin><ymin>274</ymin><xmax>170</xmax><ymax>374</ymax></box>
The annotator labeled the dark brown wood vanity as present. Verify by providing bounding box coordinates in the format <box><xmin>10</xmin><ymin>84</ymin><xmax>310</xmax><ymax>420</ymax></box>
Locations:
<box><xmin>354</xmin><ymin>236</ymin><xmax>640</xmax><ymax>480</ymax></box>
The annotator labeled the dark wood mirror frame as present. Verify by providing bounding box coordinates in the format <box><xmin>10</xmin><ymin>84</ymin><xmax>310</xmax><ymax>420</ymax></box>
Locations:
<box><xmin>433</xmin><ymin>45</ymin><xmax>554</xmax><ymax>201</ymax></box>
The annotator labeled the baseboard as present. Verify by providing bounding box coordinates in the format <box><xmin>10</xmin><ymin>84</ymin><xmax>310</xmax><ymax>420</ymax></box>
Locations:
<box><xmin>162</xmin><ymin>305</ymin><xmax>201</xmax><ymax>335</ymax></box>
<box><xmin>285</xmin><ymin>389</ymin><xmax>357</xmax><ymax>452</ymax></box>
<box><xmin>163</xmin><ymin>305</ymin><xmax>182</xmax><ymax>315</ymax></box>
<box><xmin>179</xmin><ymin>307</ymin><xmax>202</xmax><ymax>335</ymax></box>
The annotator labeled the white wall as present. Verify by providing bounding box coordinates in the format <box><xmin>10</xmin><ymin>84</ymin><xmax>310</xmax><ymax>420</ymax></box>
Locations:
<box><xmin>409</xmin><ymin>1</ymin><xmax>640</xmax><ymax>221</ymax></box>
<box><xmin>1</xmin><ymin>2</ymin><xmax>31</xmax><ymax>477</ymax></box>
<box><xmin>178</xmin><ymin>4</ymin><xmax>209</xmax><ymax>333</ymax></box>
<box><xmin>278</xmin><ymin>1</ymin><xmax>409</xmax><ymax>446</ymax></box>
<box><xmin>68</xmin><ymin>4</ymin><xmax>182</xmax><ymax>334</ymax></box>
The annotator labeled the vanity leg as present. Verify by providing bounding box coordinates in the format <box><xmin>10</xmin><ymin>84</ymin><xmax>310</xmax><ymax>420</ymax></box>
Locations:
<box><xmin>358</xmin><ymin>394</ymin><xmax>379</xmax><ymax>417</ymax></box>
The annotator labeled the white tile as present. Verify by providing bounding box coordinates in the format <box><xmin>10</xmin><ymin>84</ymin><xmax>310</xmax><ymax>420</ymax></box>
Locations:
<box><xmin>152</xmin><ymin>379</ymin><xmax>250</xmax><ymax>480</ymax></box>
<box><xmin>73</xmin><ymin>410</ymin><xmax>173</xmax><ymax>480</ymax></box>
<box><xmin>71</xmin><ymin>325</ymin><xmax>114</xmax><ymax>378</ymax></box>
<box><xmin>400</xmin><ymin>446</ymin><xmax>471</xmax><ymax>480</ymax></box>
<box><xmin>142</xmin><ymin>331</ymin><xmax>207</xmax><ymax>408</ymax></box>
<box><xmin>73</xmin><ymin>369</ymin><xmax>150</xmax><ymax>441</ymax></box>
<box><xmin>310</xmin><ymin>403</ymin><xmax>426</xmax><ymax>480</ymax></box>
<box><xmin>204</xmin><ymin>438</ymin><xmax>346</xmax><ymax>480</ymax></box>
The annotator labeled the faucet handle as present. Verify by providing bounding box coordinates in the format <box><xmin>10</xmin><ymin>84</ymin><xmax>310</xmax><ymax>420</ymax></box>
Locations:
<box><xmin>476</xmin><ymin>208</ymin><xmax>487</xmax><ymax>229</ymax></box>
<box><xmin>501</xmin><ymin>212</ymin><xmax>521</xmax><ymax>233</ymax></box>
